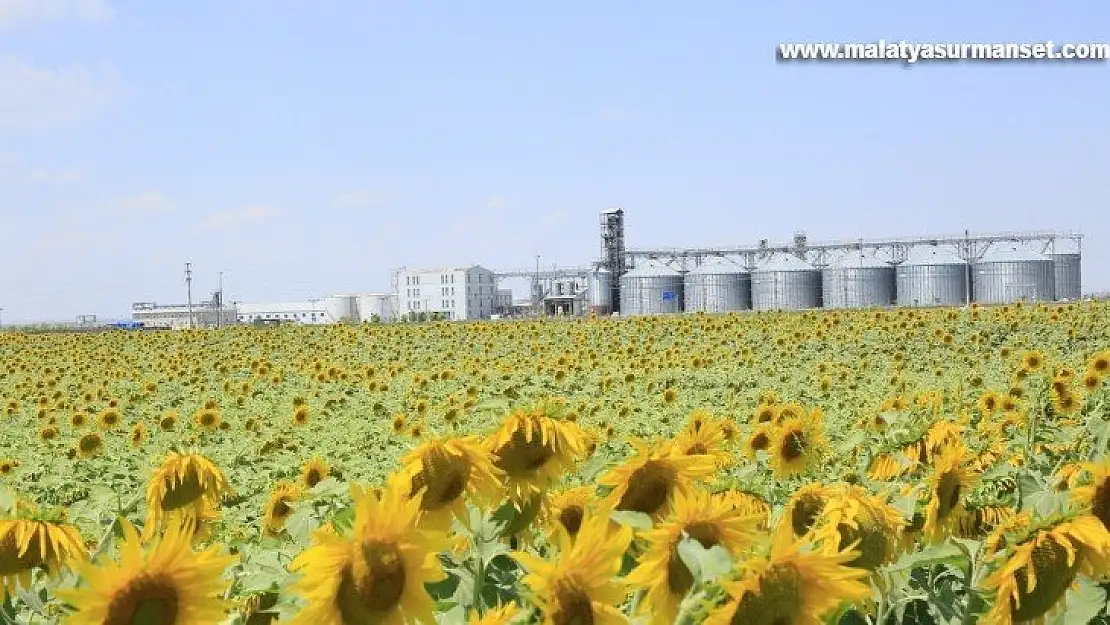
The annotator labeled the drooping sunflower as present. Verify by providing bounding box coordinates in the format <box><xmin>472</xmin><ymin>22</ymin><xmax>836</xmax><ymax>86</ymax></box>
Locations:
<box><xmin>599</xmin><ymin>439</ymin><xmax>717</xmax><ymax>520</ymax></box>
<box><xmin>957</xmin><ymin>504</ymin><xmax>1016</xmax><ymax>540</ymax></box>
<box><xmin>288</xmin><ymin>474</ymin><xmax>450</xmax><ymax>625</ymax></box>
<box><xmin>263</xmin><ymin>482</ymin><xmax>302</xmax><ymax>536</ymax></box>
<box><xmin>301</xmin><ymin>457</ymin><xmax>331</xmax><ymax>489</ymax></box>
<box><xmin>923</xmin><ymin>444</ymin><xmax>978</xmax><ymax>543</ymax></box>
<box><xmin>811</xmin><ymin>485</ymin><xmax>905</xmax><ymax>571</ymax></box>
<box><xmin>513</xmin><ymin>512</ymin><xmax>633</xmax><ymax>625</ymax></box>
<box><xmin>744</xmin><ymin>424</ymin><xmax>773</xmax><ymax>458</ymax></box>
<box><xmin>543</xmin><ymin>486</ymin><xmax>596</xmax><ymax>542</ymax></box>
<box><xmin>144</xmin><ymin>452</ymin><xmax>230</xmax><ymax>539</ymax></box>
<box><xmin>399</xmin><ymin>435</ymin><xmax>503</xmax><ymax>529</ymax></box>
<box><xmin>982</xmin><ymin>513</ymin><xmax>1110</xmax><ymax>625</ymax></box>
<box><xmin>768</xmin><ymin>416</ymin><xmax>827</xmax><ymax>479</ymax></box>
<box><xmin>718</xmin><ymin>489</ymin><xmax>772</xmax><ymax>529</ymax></box>
<box><xmin>625</xmin><ymin>488</ymin><xmax>764</xmax><ymax>624</ymax></box>
<box><xmin>0</xmin><ymin>515</ymin><xmax>86</xmax><ymax>596</ymax></box>
<box><xmin>776</xmin><ymin>483</ymin><xmax>839</xmax><ymax>544</ymax></box>
<box><xmin>868</xmin><ymin>452</ymin><xmax>908</xmax><ymax>481</ymax></box>
<box><xmin>1071</xmin><ymin>458</ymin><xmax>1110</xmax><ymax>531</ymax></box>
<box><xmin>487</xmin><ymin>402</ymin><xmax>587</xmax><ymax>503</ymax></box>
<box><xmin>703</xmin><ymin>537</ymin><xmax>871</xmax><ymax>625</ymax></box>
<box><xmin>59</xmin><ymin>517</ymin><xmax>234</xmax><ymax>624</ymax></box>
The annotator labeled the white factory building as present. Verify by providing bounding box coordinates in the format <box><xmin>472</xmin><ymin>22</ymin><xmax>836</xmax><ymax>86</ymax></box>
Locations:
<box><xmin>131</xmin><ymin>299</ymin><xmax>237</xmax><ymax>330</ymax></box>
<box><xmin>236</xmin><ymin>293</ymin><xmax>396</xmax><ymax>325</ymax></box>
<box><xmin>395</xmin><ymin>266</ymin><xmax>498</xmax><ymax>320</ymax></box>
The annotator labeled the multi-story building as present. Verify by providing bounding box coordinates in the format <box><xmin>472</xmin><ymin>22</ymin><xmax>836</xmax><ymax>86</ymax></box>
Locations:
<box><xmin>395</xmin><ymin>266</ymin><xmax>497</xmax><ymax>320</ymax></box>
<box><xmin>496</xmin><ymin>288</ymin><xmax>513</xmax><ymax>314</ymax></box>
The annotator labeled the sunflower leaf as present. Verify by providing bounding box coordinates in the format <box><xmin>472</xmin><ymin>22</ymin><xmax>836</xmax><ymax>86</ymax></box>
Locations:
<box><xmin>610</xmin><ymin>510</ymin><xmax>653</xmax><ymax>530</ymax></box>
<box><xmin>1053</xmin><ymin>577</ymin><xmax>1107</xmax><ymax>625</ymax></box>
<box><xmin>885</xmin><ymin>542</ymin><xmax>966</xmax><ymax>573</ymax></box>
<box><xmin>676</xmin><ymin>536</ymin><xmax>733</xmax><ymax>584</ymax></box>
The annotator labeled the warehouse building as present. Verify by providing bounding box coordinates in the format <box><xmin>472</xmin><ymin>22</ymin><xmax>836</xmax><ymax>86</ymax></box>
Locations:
<box><xmin>395</xmin><ymin>266</ymin><xmax>498</xmax><ymax>320</ymax></box>
<box><xmin>131</xmin><ymin>294</ymin><xmax>236</xmax><ymax>330</ymax></box>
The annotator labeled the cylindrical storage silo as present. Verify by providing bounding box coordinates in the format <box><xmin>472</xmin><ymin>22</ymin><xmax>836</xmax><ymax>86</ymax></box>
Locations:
<box><xmin>323</xmin><ymin>295</ymin><xmax>357</xmax><ymax>321</ymax></box>
<box><xmin>588</xmin><ymin>267</ymin><xmax>614</xmax><ymax>315</ymax></box>
<box><xmin>1049</xmin><ymin>253</ymin><xmax>1080</xmax><ymax>301</ymax></box>
<box><xmin>750</xmin><ymin>255</ymin><xmax>822</xmax><ymax>311</ymax></box>
<box><xmin>619</xmin><ymin>261</ymin><xmax>684</xmax><ymax>316</ymax></box>
<box><xmin>896</xmin><ymin>247</ymin><xmax>969</xmax><ymax>307</ymax></box>
<box><xmin>684</xmin><ymin>257</ymin><xmax>751</xmax><ymax>313</ymax></box>
<box><xmin>822</xmin><ymin>256</ymin><xmax>895</xmax><ymax>309</ymax></box>
<box><xmin>972</xmin><ymin>247</ymin><xmax>1055</xmax><ymax>304</ymax></box>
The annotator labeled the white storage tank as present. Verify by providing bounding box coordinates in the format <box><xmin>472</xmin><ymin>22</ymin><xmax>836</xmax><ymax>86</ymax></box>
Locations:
<box><xmin>587</xmin><ymin>267</ymin><xmax>613</xmax><ymax>315</ymax></box>
<box><xmin>972</xmin><ymin>246</ymin><xmax>1056</xmax><ymax>304</ymax></box>
<box><xmin>896</xmin><ymin>247</ymin><xmax>968</xmax><ymax>307</ymax></box>
<box><xmin>323</xmin><ymin>295</ymin><xmax>358</xmax><ymax>322</ymax></box>
<box><xmin>822</xmin><ymin>255</ymin><xmax>896</xmax><ymax>309</ymax></box>
<box><xmin>619</xmin><ymin>260</ymin><xmax>684</xmax><ymax>316</ymax></box>
<box><xmin>684</xmin><ymin>257</ymin><xmax>751</xmax><ymax>313</ymax></box>
<box><xmin>356</xmin><ymin>293</ymin><xmax>395</xmax><ymax>322</ymax></box>
<box><xmin>750</xmin><ymin>255</ymin><xmax>821</xmax><ymax>310</ymax></box>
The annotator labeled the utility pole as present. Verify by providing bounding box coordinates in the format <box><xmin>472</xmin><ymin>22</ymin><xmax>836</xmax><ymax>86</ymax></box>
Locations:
<box><xmin>185</xmin><ymin>262</ymin><xmax>195</xmax><ymax>329</ymax></box>
<box><xmin>217</xmin><ymin>271</ymin><xmax>225</xmax><ymax>329</ymax></box>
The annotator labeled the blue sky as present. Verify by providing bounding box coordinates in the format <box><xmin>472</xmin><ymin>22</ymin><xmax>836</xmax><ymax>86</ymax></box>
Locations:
<box><xmin>1</xmin><ymin>0</ymin><xmax>1107</xmax><ymax>323</ymax></box>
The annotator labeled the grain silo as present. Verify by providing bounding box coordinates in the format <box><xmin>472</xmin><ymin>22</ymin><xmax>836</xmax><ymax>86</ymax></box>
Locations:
<box><xmin>587</xmin><ymin>266</ymin><xmax>614</xmax><ymax>315</ymax></box>
<box><xmin>619</xmin><ymin>260</ymin><xmax>684</xmax><ymax>316</ymax></box>
<box><xmin>1047</xmin><ymin>239</ymin><xmax>1081</xmax><ymax>301</ymax></box>
<box><xmin>323</xmin><ymin>295</ymin><xmax>358</xmax><ymax>322</ymax></box>
<box><xmin>896</xmin><ymin>247</ymin><xmax>968</xmax><ymax>307</ymax></box>
<box><xmin>750</xmin><ymin>255</ymin><xmax>822</xmax><ymax>311</ymax></box>
<box><xmin>822</xmin><ymin>255</ymin><xmax>896</xmax><ymax>309</ymax></box>
<box><xmin>972</xmin><ymin>246</ymin><xmax>1055</xmax><ymax>304</ymax></box>
<box><xmin>684</xmin><ymin>257</ymin><xmax>751</xmax><ymax>313</ymax></box>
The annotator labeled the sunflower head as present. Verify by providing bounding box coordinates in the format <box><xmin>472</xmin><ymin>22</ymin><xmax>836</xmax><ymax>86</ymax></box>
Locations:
<box><xmin>58</xmin><ymin>517</ymin><xmax>234</xmax><ymax>624</ymax></box>
<box><xmin>263</xmin><ymin>482</ymin><xmax>302</xmax><ymax>535</ymax></box>
<box><xmin>301</xmin><ymin>457</ymin><xmax>330</xmax><ymax>489</ymax></box>
<box><xmin>401</xmin><ymin>436</ymin><xmax>503</xmax><ymax>528</ymax></box>
<box><xmin>76</xmin><ymin>432</ymin><xmax>103</xmax><ymax>459</ymax></box>
<box><xmin>0</xmin><ymin>517</ymin><xmax>86</xmax><ymax>596</ymax></box>
<box><xmin>769</xmin><ymin>416</ymin><xmax>826</xmax><ymax>479</ymax></box>
<box><xmin>599</xmin><ymin>440</ymin><xmax>717</xmax><ymax>520</ymax></box>
<box><xmin>487</xmin><ymin>402</ymin><xmax>586</xmax><ymax>503</ymax></box>
<box><xmin>144</xmin><ymin>452</ymin><xmax>229</xmax><ymax>538</ymax></box>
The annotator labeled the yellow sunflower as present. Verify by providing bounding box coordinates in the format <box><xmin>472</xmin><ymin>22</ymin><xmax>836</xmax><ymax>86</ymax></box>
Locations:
<box><xmin>97</xmin><ymin>407</ymin><xmax>123</xmax><ymax>430</ymax></box>
<box><xmin>513</xmin><ymin>512</ymin><xmax>632</xmax><ymax>625</ymax></box>
<box><xmin>487</xmin><ymin>402</ymin><xmax>586</xmax><ymax>503</ymax></box>
<box><xmin>776</xmin><ymin>482</ymin><xmax>839</xmax><ymax>544</ymax></box>
<box><xmin>670</xmin><ymin>410</ymin><xmax>733</xmax><ymax>467</ymax></box>
<box><xmin>59</xmin><ymin>517</ymin><xmax>234</xmax><ymax>624</ymax></box>
<box><xmin>703</xmin><ymin>537</ymin><xmax>871</xmax><ymax>625</ymax></box>
<box><xmin>768</xmin><ymin>416</ymin><xmax>827</xmax><ymax>479</ymax></box>
<box><xmin>956</xmin><ymin>505</ymin><xmax>1016</xmax><ymax>540</ymax></box>
<box><xmin>923</xmin><ymin>444</ymin><xmax>978</xmax><ymax>543</ymax></box>
<box><xmin>129</xmin><ymin>422</ymin><xmax>148</xmax><ymax>448</ymax></box>
<box><xmin>193</xmin><ymin>407</ymin><xmax>222</xmax><ymax>432</ymax></box>
<box><xmin>400</xmin><ymin>435</ymin><xmax>503</xmax><ymax>530</ymax></box>
<box><xmin>982</xmin><ymin>513</ymin><xmax>1110</xmax><ymax>625</ymax></box>
<box><xmin>811</xmin><ymin>485</ymin><xmax>905</xmax><ymax>571</ymax></box>
<box><xmin>543</xmin><ymin>486</ymin><xmax>596</xmax><ymax>542</ymax></box>
<box><xmin>744</xmin><ymin>424</ymin><xmax>773</xmax><ymax>458</ymax></box>
<box><xmin>625</xmin><ymin>488</ymin><xmax>763</xmax><ymax>624</ymax></box>
<box><xmin>717</xmin><ymin>490</ymin><xmax>772</xmax><ymax>529</ymax></box>
<box><xmin>1071</xmin><ymin>458</ymin><xmax>1110</xmax><ymax>531</ymax></box>
<box><xmin>868</xmin><ymin>452</ymin><xmax>908</xmax><ymax>481</ymax></box>
<box><xmin>288</xmin><ymin>474</ymin><xmax>450</xmax><ymax>624</ymax></box>
<box><xmin>263</xmin><ymin>482</ymin><xmax>302</xmax><ymax>536</ymax></box>
<box><xmin>76</xmin><ymin>432</ymin><xmax>103</xmax><ymax>459</ymax></box>
<box><xmin>599</xmin><ymin>439</ymin><xmax>717</xmax><ymax>520</ymax></box>
<box><xmin>0</xmin><ymin>516</ymin><xmax>86</xmax><ymax>596</ymax></box>
<box><xmin>469</xmin><ymin>602</ymin><xmax>521</xmax><ymax>625</ymax></box>
<box><xmin>144</xmin><ymin>452</ymin><xmax>229</xmax><ymax>539</ymax></box>
<box><xmin>301</xmin><ymin>457</ymin><xmax>331</xmax><ymax>489</ymax></box>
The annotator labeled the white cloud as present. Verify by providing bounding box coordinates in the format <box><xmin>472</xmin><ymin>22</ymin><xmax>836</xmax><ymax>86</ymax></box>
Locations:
<box><xmin>333</xmin><ymin>189</ymin><xmax>395</xmax><ymax>208</ymax></box>
<box><xmin>199</xmin><ymin>205</ymin><xmax>276</xmax><ymax>230</ymax></box>
<box><xmin>111</xmin><ymin>191</ymin><xmax>173</xmax><ymax>214</ymax></box>
<box><xmin>24</xmin><ymin>167</ymin><xmax>85</xmax><ymax>185</ymax></box>
<box><xmin>0</xmin><ymin>0</ymin><xmax>113</xmax><ymax>29</ymax></box>
<box><xmin>0</xmin><ymin>56</ymin><xmax>119</xmax><ymax>130</ymax></box>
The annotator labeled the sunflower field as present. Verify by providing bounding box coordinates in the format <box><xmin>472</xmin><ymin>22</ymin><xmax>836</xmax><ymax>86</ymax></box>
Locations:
<box><xmin>2</xmin><ymin>301</ymin><xmax>1110</xmax><ymax>624</ymax></box>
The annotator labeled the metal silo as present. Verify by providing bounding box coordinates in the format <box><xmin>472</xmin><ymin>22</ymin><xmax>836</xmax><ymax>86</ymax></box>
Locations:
<box><xmin>1049</xmin><ymin>253</ymin><xmax>1081</xmax><ymax>301</ymax></box>
<box><xmin>587</xmin><ymin>267</ymin><xmax>613</xmax><ymax>315</ymax></box>
<box><xmin>896</xmin><ymin>247</ymin><xmax>968</xmax><ymax>307</ymax></box>
<box><xmin>972</xmin><ymin>247</ymin><xmax>1055</xmax><ymax>304</ymax></box>
<box><xmin>822</xmin><ymin>255</ymin><xmax>895</xmax><ymax>309</ymax></box>
<box><xmin>619</xmin><ymin>260</ymin><xmax>684</xmax><ymax>316</ymax></box>
<box><xmin>684</xmin><ymin>257</ymin><xmax>751</xmax><ymax>313</ymax></box>
<box><xmin>750</xmin><ymin>255</ymin><xmax>821</xmax><ymax>311</ymax></box>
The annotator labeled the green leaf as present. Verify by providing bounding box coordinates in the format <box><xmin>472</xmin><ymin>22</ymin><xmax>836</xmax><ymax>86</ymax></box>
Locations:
<box><xmin>610</xmin><ymin>510</ymin><xmax>653</xmax><ymax>530</ymax></box>
<box><xmin>885</xmin><ymin>542</ymin><xmax>968</xmax><ymax>573</ymax></box>
<box><xmin>1052</xmin><ymin>577</ymin><xmax>1107</xmax><ymax>625</ymax></box>
<box><xmin>675</xmin><ymin>536</ymin><xmax>734</xmax><ymax>584</ymax></box>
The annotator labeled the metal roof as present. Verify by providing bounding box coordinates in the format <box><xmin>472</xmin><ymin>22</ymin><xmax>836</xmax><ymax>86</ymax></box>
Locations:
<box><xmin>902</xmin><ymin>246</ymin><xmax>966</xmax><ymax>266</ymax></box>
<box><xmin>687</xmin><ymin>256</ymin><xmax>746</xmax><ymax>275</ymax></box>
<box><xmin>623</xmin><ymin>260</ymin><xmax>682</xmax><ymax>277</ymax></box>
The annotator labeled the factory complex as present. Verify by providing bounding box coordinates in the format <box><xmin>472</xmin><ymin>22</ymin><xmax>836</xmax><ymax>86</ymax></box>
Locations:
<box><xmin>129</xmin><ymin>209</ymin><xmax>1085</xmax><ymax>329</ymax></box>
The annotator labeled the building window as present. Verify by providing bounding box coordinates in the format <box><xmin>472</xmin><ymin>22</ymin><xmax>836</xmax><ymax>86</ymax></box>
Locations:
<box><xmin>451</xmin><ymin>274</ymin><xmax>455</xmax><ymax>283</ymax></box>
